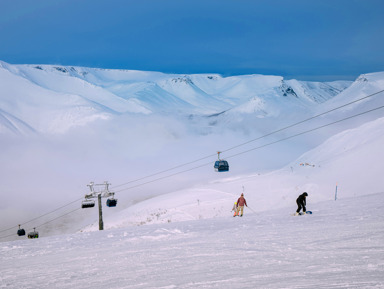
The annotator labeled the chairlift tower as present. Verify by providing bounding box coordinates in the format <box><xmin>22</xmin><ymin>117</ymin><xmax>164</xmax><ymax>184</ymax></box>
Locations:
<box><xmin>82</xmin><ymin>181</ymin><xmax>117</xmax><ymax>230</ymax></box>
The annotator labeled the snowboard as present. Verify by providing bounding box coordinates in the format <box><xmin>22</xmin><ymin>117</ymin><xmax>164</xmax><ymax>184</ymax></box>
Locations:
<box><xmin>299</xmin><ymin>211</ymin><xmax>312</xmax><ymax>215</ymax></box>
<box><xmin>292</xmin><ymin>211</ymin><xmax>312</xmax><ymax>216</ymax></box>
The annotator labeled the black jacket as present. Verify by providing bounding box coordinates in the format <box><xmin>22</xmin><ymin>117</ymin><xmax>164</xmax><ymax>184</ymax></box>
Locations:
<box><xmin>296</xmin><ymin>194</ymin><xmax>307</xmax><ymax>207</ymax></box>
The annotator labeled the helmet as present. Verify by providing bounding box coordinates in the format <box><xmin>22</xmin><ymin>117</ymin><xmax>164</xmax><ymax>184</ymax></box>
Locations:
<box><xmin>303</xmin><ymin>192</ymin><xmax>308</xmax><ymax>197</ymax></box>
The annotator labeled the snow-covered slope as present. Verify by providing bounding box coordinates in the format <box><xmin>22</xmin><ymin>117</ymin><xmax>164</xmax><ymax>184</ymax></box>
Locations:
<box><xmin>1</xmin><ymin>192</ymin><xmax>384</xmax><ymax>289</ymax></box>
<box><xmin>81</xmin><ymin>116</ymin><xmax>384</xmax><ymax>231</ymax></box>
<box><xmin>0</xmin><ymin>62</ymin><xmax>149</xmax><ymax>134</ymax></box>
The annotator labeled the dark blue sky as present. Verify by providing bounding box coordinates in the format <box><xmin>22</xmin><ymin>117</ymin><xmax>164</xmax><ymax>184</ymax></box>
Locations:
<box><xmin>1</xmin><ymin>0</ymin><xmax>383</xmax><ymax>81</ymax></box>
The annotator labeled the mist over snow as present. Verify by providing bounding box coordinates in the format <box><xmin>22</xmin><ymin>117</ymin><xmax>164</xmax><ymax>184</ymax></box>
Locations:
<box><xmin>86</xmin><ymin>115</ymin><xmax>384</xmax><ymax>231</ymax></box>
<box><xmin>0</xmin><ymin>60</ymin><xmax>382</xmax><ymax>230</ymax></box>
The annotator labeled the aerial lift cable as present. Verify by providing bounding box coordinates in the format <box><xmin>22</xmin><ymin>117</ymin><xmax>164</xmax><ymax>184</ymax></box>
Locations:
<box><xmin>112</xmin><ymin>89</ymin><xmax>384</xmax><ymax>189</ymax></box>
<box><xmin>0</xmin><ymin>198</ymin><xmax>83</xmax><ymax>234</ymax></box>
<box><xmin>114</xmin><ymin>104</ymin><xmax>384</xmax><ymax>193</ymax></box>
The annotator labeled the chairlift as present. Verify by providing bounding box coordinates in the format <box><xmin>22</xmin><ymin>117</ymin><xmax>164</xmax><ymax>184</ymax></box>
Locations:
<box><xmin>214</xmin><ymin>151</ymin><xmax>229</xmax><ymax>172</ymax></box>
<box><xmin>106</xmin><ymin>198</ymin><xmax>117</xmax><ymax>207</ymax></box>
<box><xmin>28</xmin><ymin>228</ymin><xmax>39</xmax><ymax>239</ymax></box>
<box><xmin>17</xmin><ymin>224</ymin><xmax>25</xmax><ymax>236</ymax></box>
<box><xmin>81</xmin><ymin>199</ymin><xmax>95</xmax><ymax>209</ymax></box>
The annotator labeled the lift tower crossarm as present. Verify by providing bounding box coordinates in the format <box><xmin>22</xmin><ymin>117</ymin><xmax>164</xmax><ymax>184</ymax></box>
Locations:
<box><xmin>84</xmin><ymin>182</ymin><xmax>115</xmax><ymax>199</ymax></box>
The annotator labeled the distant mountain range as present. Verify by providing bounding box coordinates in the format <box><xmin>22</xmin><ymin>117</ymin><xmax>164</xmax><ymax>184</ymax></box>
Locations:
<box><xmin>1</xmin><ymin>61</ymin><xmax>359</xmax><ymax>135</ymax></box>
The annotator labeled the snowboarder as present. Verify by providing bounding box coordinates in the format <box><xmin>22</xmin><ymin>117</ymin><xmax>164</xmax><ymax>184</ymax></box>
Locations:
<box><xmin>236</xmin><ymin>193</ymin><xmax>248</xmax><ymax>217</ymax></box>
<box><xmin>295</xmin><ymin>192</ymin><xmax>308</xmax><ymax>215</ymax></box>
<box><xmin>232</xmin><ymin>201</ymin><xmax>238</xmax><ymax>217</ymax></box>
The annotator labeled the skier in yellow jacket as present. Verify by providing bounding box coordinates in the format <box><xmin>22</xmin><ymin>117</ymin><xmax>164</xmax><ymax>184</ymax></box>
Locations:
<box><xmin>232</xmin><ymin>201</ymin><xmax>238</xmax><ymax>217</ymax></box>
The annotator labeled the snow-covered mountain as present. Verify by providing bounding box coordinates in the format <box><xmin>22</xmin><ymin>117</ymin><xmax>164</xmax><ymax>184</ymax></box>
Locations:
<box><xmin>0</xmin><ymin>61</ymin><xmax>352</xmax><ymax>135</ymax></box>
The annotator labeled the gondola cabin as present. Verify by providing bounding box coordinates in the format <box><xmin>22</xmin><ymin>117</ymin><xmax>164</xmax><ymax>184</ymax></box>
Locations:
<box><xmin>214</xmin><ymin>151</ymin><xmax>229</xmax><ymax>172</ymax></box>
<box><xmin>17</xmin><ymin>225</ymin><xmax>25</xmax><ymax>236</ymax></box>
<box><xmin>28</xmin><ymin>228</ymin><xmax>39</xmax><ymax>239</ymax></box>
<box><xmin>106</xmin><ymin>198</ymin><xmax>117</xmax><ymax>207</ymax></box>
<box><xmin>214</xmin><ymin>160</ymin><xmax>229</xmax><ymax>172</ymax></box>
<box><xmin>81</xmin><ymin>199</ymin><xmax>95</xmax><ymax>209</ymax></box>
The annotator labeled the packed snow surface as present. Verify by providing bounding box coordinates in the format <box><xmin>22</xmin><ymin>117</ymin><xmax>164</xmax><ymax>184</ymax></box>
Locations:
<box><xmin>1</xmin><ymin>193</ymin><xmax>384</xmax><ymax>289</ymax></box>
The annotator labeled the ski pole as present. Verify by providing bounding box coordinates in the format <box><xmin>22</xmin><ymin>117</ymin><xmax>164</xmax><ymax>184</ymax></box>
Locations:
<box><xmin>247</xmin><ymin>206</ymin><xmax>257</xmax><ymax>214</ymax></box>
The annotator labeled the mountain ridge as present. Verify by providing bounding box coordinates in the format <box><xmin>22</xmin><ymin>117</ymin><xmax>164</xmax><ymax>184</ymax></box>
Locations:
<box><xmin>0</xmin><ymin>61</ymin><xmax>356</xmax><ymax>135</ymax></box>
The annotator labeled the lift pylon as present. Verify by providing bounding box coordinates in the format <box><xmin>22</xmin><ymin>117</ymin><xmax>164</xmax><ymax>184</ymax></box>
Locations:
<box><xmin>81</xmin><ymin>181</ymin><xmax>117</xmax><ymax>230</ymax></box>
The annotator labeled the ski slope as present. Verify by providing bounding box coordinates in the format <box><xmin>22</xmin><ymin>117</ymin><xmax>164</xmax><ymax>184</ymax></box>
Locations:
<box><xmin>1</xmin><ymin>192</ymin><xmax>383</xmax><ymax>289</ymax></box>
<box><xmin>81</xmin><ymin>115</ymin><xmax>384</xmax><ymax>231</ymax></box>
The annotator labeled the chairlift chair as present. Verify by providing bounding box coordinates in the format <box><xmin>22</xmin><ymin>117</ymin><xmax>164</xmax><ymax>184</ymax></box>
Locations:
<box><xmin>17</xmin><ymin>224</ymin><xmax>25</xmax><ymax>236</ymax></box>
<box><xmin>28</xmin><ymin>228</ymin><xmax>39</xmax><ymax>239</ymax></box>
<box><xmin>81</xmin><ymin>199</ymin><xmax>95</xmax><ymax>209</ymax></box>
<box><xmin>106</xmin><ymin>198</ymin><xmax>117</xmax><ymax>207</ymax></box>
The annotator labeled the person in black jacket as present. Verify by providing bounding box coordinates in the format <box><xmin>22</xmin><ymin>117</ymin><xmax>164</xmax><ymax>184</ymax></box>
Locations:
<box><xmin>295</xmin><ymin>192</ymin><xmax>308</xmax><ymax>215</ymax></box>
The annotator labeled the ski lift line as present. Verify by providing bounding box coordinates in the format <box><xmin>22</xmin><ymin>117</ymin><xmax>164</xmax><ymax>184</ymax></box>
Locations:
<box><xmin>32</xmin><ymin>207</ymin><xmax>82</xmax><ymax>230</ymax></box>
<box><xmin>0</xmin><ymin>232</ymin><xmax>16</xmax><ymax>240</ymax></box>
<box><xmin>11</xmin><ymin>102</ymin><xmax>380</xmax><ymax>236</ymax></box>
<box><xmin>221</xmin><ymin>89</ymin><xmax>384</xmax><ymax>154</ymax></box>
<box><xmin>112</xmin><ymin>89</ymin><xmax>384</xmax><ymax>190</ymax></box>
<box><xmin>1</xmin><ymin>91</ymin><xmax>383</xmax><ymax>239</ymax></box>
<box><xmin>0</xmin><ymin>197</ymin><xmax>83</xmax><ymax>234</ymax></box>
<box><xmin>1</xmin><ymin>105</ymin><xmax>383</xmax><ymax>240</ymax></box>
<box><xmin>225</xmin><ymin>104</ymin><xmax>384</xmax><ymax>160</ymax></box>
<box><xmin>111</xmin><ymin>153</ymin><xmax>218</xmax><ymax>189</ymax></box>
<box><xmin>0</xmin><ymin>208</ymin><xmax>82</xmax><ymax>241</ymax></box>
<box><xmin>1</xmin><ymin>182</ymin><xmax>113</xmax><ymax>236</ymax></box>
<box><xmin>114</xmin><ymin>161</ymin><xmax>213</xmax><ymax>193</ymax></box>
<box><xmin>115</xmin><ymin>104</ymin><xmax>384</xmax><ymax>194</ymax></box>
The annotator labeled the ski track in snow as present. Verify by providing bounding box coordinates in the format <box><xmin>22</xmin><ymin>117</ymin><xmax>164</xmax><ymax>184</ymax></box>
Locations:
<box><xmin>1</xmin><ymin>193</ymin><xmax>384</xmax><ymax>289</ymax></box>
